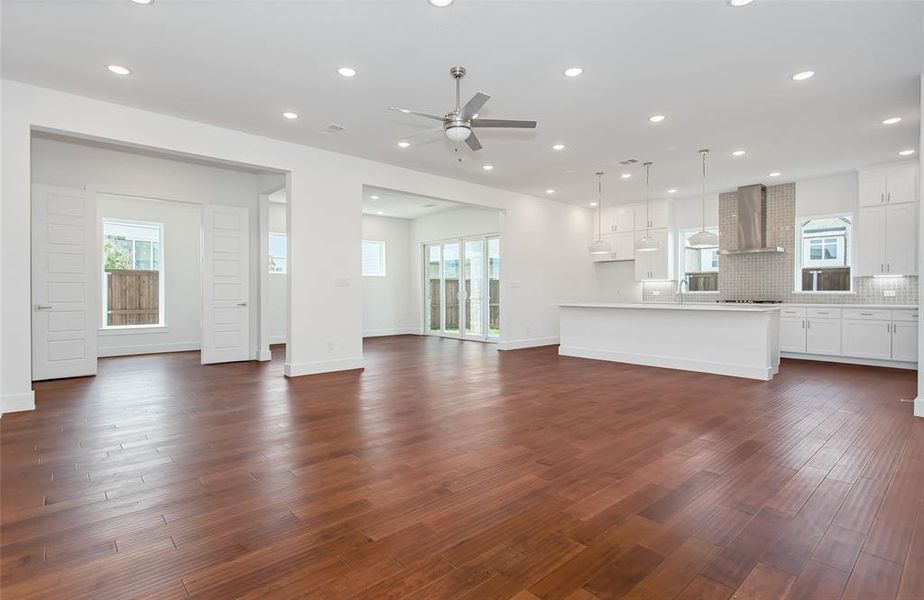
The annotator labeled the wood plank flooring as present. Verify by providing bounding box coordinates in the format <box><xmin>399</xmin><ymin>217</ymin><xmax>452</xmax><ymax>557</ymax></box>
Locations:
<box><xmin>1</xmin><ymin>336</ymin><xmax>922</xmax><ymax>599</ymax></box>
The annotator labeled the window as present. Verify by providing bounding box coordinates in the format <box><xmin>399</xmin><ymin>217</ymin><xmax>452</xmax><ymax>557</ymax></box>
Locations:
<box><xmin>797</xmin><ymin>214</ymin><xmax>851</xmax><ymax>292</ymax></box>
<box><xmin>269</xmin><ymin>232</ymin><xmax>287</xmax><ymax>273</ymax></box>
<box><xmin>102</xmin><ymin>219</ymin><xmax>163</xmax><ymax>327</ymax></box>
<box><xmin>679</xmin><ymin>228</ymin><xmax>719</xmax><ymax>292</ymax></box>
<box><xmin>362</xmin><ymin>240</ymin><xmax>386</xmax><ymax>277</ymax></box>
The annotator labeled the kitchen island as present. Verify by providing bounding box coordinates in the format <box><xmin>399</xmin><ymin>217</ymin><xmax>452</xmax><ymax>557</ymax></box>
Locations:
<box><xmin>558</xmin><ymin>303</ymin><xmax>782</xmax><ymax>380</ymax></box>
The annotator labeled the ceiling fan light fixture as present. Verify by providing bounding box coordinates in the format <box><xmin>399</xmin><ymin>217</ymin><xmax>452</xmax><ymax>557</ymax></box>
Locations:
<box><xmin>428</xmin><ymin>0</ymin><xmax>454</xmax><ymax>6</ymax></box>
<box><xmin>445</xmin><ymin>125</ymin><xmax>471</xmax><ymax>142</ymax></box>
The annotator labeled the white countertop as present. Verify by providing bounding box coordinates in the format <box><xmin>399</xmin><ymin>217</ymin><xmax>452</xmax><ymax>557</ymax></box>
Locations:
<box><xmin>558</xmin><ymin>302</ymin><xmax>781</xmax><ymax>313</ymax></box>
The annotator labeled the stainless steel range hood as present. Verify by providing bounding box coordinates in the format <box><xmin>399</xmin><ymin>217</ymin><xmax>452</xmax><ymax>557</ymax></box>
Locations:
<box><xmin>718</xmin><ymin>183</ymin><xmax>785</xmax><ymax>255</ymax></box>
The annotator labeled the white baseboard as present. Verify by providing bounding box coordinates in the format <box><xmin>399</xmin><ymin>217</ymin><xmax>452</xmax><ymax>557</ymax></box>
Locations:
<box><xmin>781</xmin><ymin>352</ymin><xmax>917</xmax><ymax>370</ymax></box>
<box><xmin>363</xmin><ymin>328</ymin><xmax>419</xmax><ymax>338</ymax></box>
<box><xmin>269</xmin><ymin>335</ymin><xmax>287</xmax><ymax>345</ymax></box>
<box><xmin>559</xmin><ymin>344</ymin><xmax>774</xmax><ymax>381</ymax></box>
<box><xmin>1</xmin><ymin>391</ymin><xmax>35</xmax><ymax>416</ymax></box>
<box><xmin>98</xmin><ymin>340</ymin><xmax>200</xmax><ymax>358</ymax></box>
<box><xmin>497</xmin><ymin>336</ymin><xmax>559</xmax><ymax>351</ymax></box>
<box><xmin>915</xmin><ymin>397</ymin><xmax>923</xmax><ymax>418</ymax></box>
<box><xmin>284</xmin><ymin>356</ymin><xmax>366</xmax><ymax>377</ymax></box>
<box><xmin>258</xmin><ymin>348</ymin><xmax>273</xmax><ymax>361</ymax></box>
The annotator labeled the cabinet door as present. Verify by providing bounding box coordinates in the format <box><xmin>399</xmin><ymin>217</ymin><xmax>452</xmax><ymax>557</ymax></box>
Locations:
<box><xmin>858</xmin><ymin>172</ymin><xmax>888</xmax><ymax>207</ymax></box>
<box><xmin>605</xmin><ymin>205</ymin><xmax>634</xmax><ymax>234</ymax></box>
<box><xmin>634</xmin><ymin>238</ymin><xmax>653</xmax><ymax>280</ymax></box>
<box><xmin>591</xmin><ymin>233</ymin><xmax>617</xmax><ymax>262</ymax></box>
<box><xmin>886</xmin><ymin>170</ymin><xmax>917</xmax><ymax>205</ymax></box>
<box><xmin>648</xmin><ymin>230</ymin><xmax>671</xmax><ymax>279</ymax></box>
<box><xmin>885</xmin><ymin>203</ymin><xmax>917</xmax><ymax>276</ymax></box>
<box><xmin>856</xmin><ymin>205</ymin><xmax>885</xmax><ymax>276</ymax></box>
<box><xmin>806</xmin><ymin>319</ymin><xmax>841</xmax><ymax>355</ymax></box>
<box><xmin>612</xmin><ymin>232</ymin><xmax>635</xmax><ymax>261</ymax></box>
<box><xmin>780</xmin><ymin>318</ymin><xmax>807</xmax><ymax>353</ymax></box>
<box><xmin>638</xmin><ymin>201</ymin><xmax>670</xmax><ymax>230</ymax></box>
<box><xmin>842</xmin><ymin>319</ymin><xmax>892</xmax><ymax>359</ymax></box>
<box><xmin>892</xmin><ymin>322</ymin><xmax>918</xmax><ymax>362</ymax></box>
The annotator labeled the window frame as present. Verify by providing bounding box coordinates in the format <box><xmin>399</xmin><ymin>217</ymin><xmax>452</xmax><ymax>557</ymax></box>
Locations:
<box><xmin>794</xmin><ymin>212</ymin><xmax>854</xmax><ymax>294</ymax></box>
<box><xmin>677</xmin><ymin>227</ymin><xmax>720</xmax><ymax>294</ymax></box>
<box><xmin>268</xmin><ymin>231</ymin><xmax>287</xmax><ymax>274</ymax></box>
<box><xmin>362</xmin><ymin>239</ymin><xmax>387</xmax><ymax>277</ymax></box>
<box><xmin>100</xmin><ymin>218</ymin><xmax>166</xmax><ymax>330</ymax></box>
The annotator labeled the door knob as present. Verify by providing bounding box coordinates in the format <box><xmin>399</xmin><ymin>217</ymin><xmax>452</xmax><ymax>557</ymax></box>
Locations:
<box><xmin>34</xmin><ymin>304</ymin><xmax>52</xmax><ymax>310</ymax></box>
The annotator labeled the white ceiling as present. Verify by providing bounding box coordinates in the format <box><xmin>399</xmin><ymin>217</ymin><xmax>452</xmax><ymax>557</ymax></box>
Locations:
<box><xmin>3</xmin><ymin>1</ymin><xmax>921</xmax><ymax>206</ymax></box>
<box><xmin>362</xmin><ymin>186</ymin><xmax>476</xmax><ymax>220</ymax></box>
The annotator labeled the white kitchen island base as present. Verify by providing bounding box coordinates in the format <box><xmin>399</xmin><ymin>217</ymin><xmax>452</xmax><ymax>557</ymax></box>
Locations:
<box><xmin>558</xmin><ymin>303</ymin><xmax>782</xmax><ymax>380</ymax></box>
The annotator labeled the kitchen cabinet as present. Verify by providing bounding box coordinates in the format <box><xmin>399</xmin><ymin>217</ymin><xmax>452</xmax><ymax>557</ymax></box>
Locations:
<box><xmin>635</xmin><ymin>201</ymin><xmax>670</xmax><ymax>230</ymax></box>
<box><xmin>634</xmin><ymin>229</ymin><xmax>671</xmax><ymax>280</ymax></box>
<box><xmin>591</xmin><ymin>232</ymin><xmax>635</xmax><ymax>262</ymax></box>
<box><xmin>856</xmin><ymin>203</ymin><xmax>917</xmax><ymax>276</ymax></box>
<box><xmin>858</xmin><ymin>162</ymin><xmax>918</xmax><ymax>207</ymax></box>
<box><xmin>892</xmin><ymin>322</ymin><xmax>918</xmax><ymax>362</ymax></box>
<box><xmin>780</xmin><ymin>318</ymin><xmax>807</xmax><ymax>353</ymax></box>
<box><xmin>604</xmin><ymin>205</ymin><xmax>635</xmax><ymax>234</ymax></box>
<box><xmin>806</xmin><ymin>318</ymin><xmax>841</xmax><ymax>355</ymax></box>
<box><xmin>842</xmin><ymin>319</ymin><xmax>893</xmax><ymax>359</ymax></box>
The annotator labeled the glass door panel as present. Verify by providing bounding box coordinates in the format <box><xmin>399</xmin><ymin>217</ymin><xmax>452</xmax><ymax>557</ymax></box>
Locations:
<box><xmin>441</xmin><ymin>242</ymin><xmax>461</xmax><ymax>336</ymax></box>
<box><xmin>487</xmin><ymin>237</ymin><xmax>500</xmax><ymax>338</ymax></box>
<box><xmin>425</xmin><ymin>244</ymin><xmax>441</xmax><ymax>333</ymax></box>
<box><xmin>463</xmin><ymin>239</ymin><xmax>485</xmax><ymax>337</ymax></box>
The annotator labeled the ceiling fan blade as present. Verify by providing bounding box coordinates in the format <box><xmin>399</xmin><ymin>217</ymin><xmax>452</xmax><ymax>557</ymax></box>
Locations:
<box><xmin>471</xmin><ymin>118</ymin><xmax>537</xmax><ymax>129</ymax></box>
<box><xmin>465</xmin><ymin>132</ymin><xmax>483</xmax><ymax>151</ymax></box>
<box><xmin>389</xmin><ymin>107</ymin><xmax>445</xmax><ymax>122</ymax></box>
<box><xmin>397</xmin><ymin>127</ymin><xmax>444</xmax><ymax>143</ymax></box>
<box><xmin>461</xmin><ymin>92</ymin><xmax>490</xmax><ymax>119</ymax></box>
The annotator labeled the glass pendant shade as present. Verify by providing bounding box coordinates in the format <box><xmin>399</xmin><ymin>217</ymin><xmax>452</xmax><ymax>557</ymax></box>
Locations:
<box><xmin>588</xmin><ymin>238</ymin><xmax>612</xmax><ymax>254</ymax></box>
<box><xmin>635</xmin><ymin>235</ymin><xmax>660</xmax><ymax>252</ymax></box>
<box><xmin>634</xmin><ymin>161</ymin><xmax>661</xmax><ymax>253</ymax></box>
<box><xmin>588</xmin><ymin>171</ymin><xmax>610</xmax><ymax>255</ymax></box>
<box><xmin>688</xmin><ymin>229</ymin><xmax>719</xmax><ymax>249</ymax></box>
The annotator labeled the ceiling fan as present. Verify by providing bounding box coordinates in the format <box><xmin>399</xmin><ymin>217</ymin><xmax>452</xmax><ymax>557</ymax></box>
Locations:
<box><xmin>389</xmin><ymin>66</ymin><xmax>537</xmax><ymax>151</ymax></box>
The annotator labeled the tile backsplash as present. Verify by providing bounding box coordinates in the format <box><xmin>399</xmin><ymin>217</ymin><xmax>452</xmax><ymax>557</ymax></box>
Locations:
<box><xmin>643</xmin><ymin>182</ymin><xmax>918</xmax><ymax>305</ymax></box>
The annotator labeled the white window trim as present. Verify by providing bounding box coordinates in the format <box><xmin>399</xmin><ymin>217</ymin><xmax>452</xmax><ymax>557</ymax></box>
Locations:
<box><xmin>101</xmin><ymin>218</ymin><xmax>167</xmax><ymax>329</ymax></box>
<box><xmin>268</xmin><ymin>231</ymin><xmax>287</xmax><ymax>275</ymax></box>
<box><xmin>793</xmin><ymin>212</ymin><xmax>854</xmax><ymax>294</ymax></box>
<box><xmin>362</xmin><ymin>239</ymin><xmax>387</xmax><ymax>277</ymax></box>
<box><xmin>677</xmin><ymin>227</ymin><xmax>720</xmax><ymax>294</ymax></box>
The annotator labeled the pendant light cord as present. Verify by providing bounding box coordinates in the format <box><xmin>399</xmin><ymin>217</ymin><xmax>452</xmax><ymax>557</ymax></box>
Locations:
<box><xmin>595</xmin><ymin>172</ymin><xmax>604</xmax><ymax>241</ymax></box>
<box><xmin>700</xmin><ymin>149</ymin><xmax>709</xmax><ymax>231</ymax></box>
<box><xmin>644</xmin><ymin>162</ymin><xmax>652</xmax><ymax>236</ymax></box>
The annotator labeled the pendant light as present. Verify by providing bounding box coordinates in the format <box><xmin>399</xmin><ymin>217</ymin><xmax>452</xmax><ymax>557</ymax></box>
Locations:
<box><xmin>587</xmin><ymin>171</ymin><xmax>612</xmax><ymax>255</ymax></box>
<box><xmin>688</xmin><ymin>149</ymin><xmax>719</xmax><ymax>249</ymax></box>
<box><xmin>635</xmin><ymin>161</ymin><xmax>660</xmax><ymax>252</ymax></box>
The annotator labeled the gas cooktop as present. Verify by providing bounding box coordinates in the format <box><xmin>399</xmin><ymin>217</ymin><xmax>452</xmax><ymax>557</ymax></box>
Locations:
<box><xmin>718</xmin><ymin>299</ymin><xmax>783</xmax><ymax>304</ymax></box>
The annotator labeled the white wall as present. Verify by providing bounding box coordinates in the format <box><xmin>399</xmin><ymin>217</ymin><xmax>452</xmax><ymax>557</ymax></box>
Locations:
<box><xmin>268</xmin><ymin>202</ymin><xmax>287</xmax><ymax>344</ymax></box>
<box><xmin>362</xmin><ymin>214</ymin><xmax>414</xmax><ymax>336</ymax></box>
<box><xmin>30</xmin><ymin>135</ymin><xmax>272</xmax><ymax>359</ymax></box>
<box><xmin>917</xmin><ymin>73</ymin><xmax>923</xmax><ymax>417</ymax></box>
<box><xmin>795</xmin><ymin>171</ymin><xmax>858</xmax><ymax>216</ymax></box>
<box><xmin>2</xmin><ymin>81</ymin><xmax>599</xmax><ymax>413</ymax></box>
<box><xmin>96</xmin><ymin>194</ymin><xmax>202</xmax><ymax>356</ymax></box>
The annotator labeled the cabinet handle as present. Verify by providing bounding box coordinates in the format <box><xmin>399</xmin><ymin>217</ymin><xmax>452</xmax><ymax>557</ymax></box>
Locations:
<box><xmin>801</xmin><ymin>320</ymin><xmax>805</xmax><ymax>329</ymax></box>
<box><xmin>881</xmin><ymin>264</ymin><xmax>884</xmax><ymax>272</ymax></box>
<box><xmin>887</xmin><ymin>323</ymin><xmax>891</xmax><ymax>333</ymax></box>
<box><xmin>807</xmin><ymin>320</ymin><xmax>811</xmax><ymax>329</ymax></box>
<box><xmin>860</xmin><ymin>312</ymin><xmax>873</xmax><ymax>316</ymax></box>
<box><xmin>887</xmin><ymin>192</ymin><xmax>891</xmax><ymax>203</ymax></box>
<box><xmin>817</xmin><ymin>311</ymin><xmax>829</xmax><ymax>315</ymax></box>
<box><xmin>881</xmin><ymin>192</ymin><xmax>885</xmax><ymax>203</ymax></box>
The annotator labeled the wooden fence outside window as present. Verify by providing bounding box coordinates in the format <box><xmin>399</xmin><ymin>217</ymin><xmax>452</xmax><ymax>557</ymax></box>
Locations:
<box><xmin>106</xmin><ymin>269</ymin><xmax>160</xmax><ymax>326</ymax></box>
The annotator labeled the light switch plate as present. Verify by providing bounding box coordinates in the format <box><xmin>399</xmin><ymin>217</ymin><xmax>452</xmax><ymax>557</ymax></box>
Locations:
<box><xmin>884</xmin><ymin>290</ymin><xmax>897</xmax><ymax>297</ymax></box>
<box><xmin>335</xmin><ymin>278</ymin><xmax>351</xmax><ymax>287</ymax></box>
<box><xmin>652</xmin><ymin>290</ymin><xmax>661</xmax><ymax>296</ymax></box>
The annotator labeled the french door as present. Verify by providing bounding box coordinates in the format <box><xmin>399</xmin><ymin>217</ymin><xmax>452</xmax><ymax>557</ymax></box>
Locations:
<box><xmin>424</xmin><ymin>235</ymin><xmax>499</xmax><ymax>341</ymax></box>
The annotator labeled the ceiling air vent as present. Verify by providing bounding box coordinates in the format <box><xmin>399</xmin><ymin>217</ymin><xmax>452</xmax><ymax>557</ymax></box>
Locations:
<box><xmin>615</xmin><ymin>158</ymin><xmax>639</xmax><ymax>166</ymax></box>
<box><xmin>318</xmin><ymin>123</ymin><xmax>346</xmax><ymax>136</ymax></box>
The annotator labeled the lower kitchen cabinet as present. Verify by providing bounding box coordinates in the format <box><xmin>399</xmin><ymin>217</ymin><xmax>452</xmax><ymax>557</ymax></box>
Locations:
<box><xmin>892</xmin><ymin>321</ymin><xmax>918</xmax><ymax>362</ymax></box>
<box><xmin>841</xmin><ymin>319</ymin><xmax>893</xmax><ymax>360</ymax></box>
<box><xmin>806</xmin><ymin>318</ymin><xmax>841</xmax><ymax>355</ymax></box>
<box><xmin>780</xmin><ymin>318</ymin><xmax>806</xmax><ymax>353</ymax></box>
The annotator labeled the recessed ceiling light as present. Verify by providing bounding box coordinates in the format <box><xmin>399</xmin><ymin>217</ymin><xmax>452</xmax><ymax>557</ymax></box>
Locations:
<box><xmin>882</xmin><ymin>117</ymin><xmax>902</xmax><ymax>125</ymax></box>
<box><xmin>376</xmin><ymin>211</ymin><xmax>384</xmax><ymax>215</ymax></box>
<box><xmin>130</xmin><ymin>0</ymin><xmax>153</xmax><ymax>4</ymax></box>
<box><xmin>621</xmin><ymin>173</ymin><xmax>632</xmax><ymax>179</ymax></box>
<box><xmin>667</xmin><ymin>189</ymin><xmax>677</xmax><ymax>194</ymax></box>
<box><xmin>552</xmin><ymin>144</ymin><xmax>565</xmax><ymax>151</ymax></box>
<box><xmin>728</xmin><ymin>0</ymin><xmax>754</xmax><ymax>6</ymax></box>
<box><xmin>589</xmin><ymin>202</ymin><xmax>598</xmax><ymax>207</ymax></box>
<box><xmin>107</xmin><ymin>64</ymin><xmax>131</xmax><ymax>76</ymax></box>
<box><xmin>482</xmin><ymin>165</ymin><xmax>494</xmax><ymax>171</ymax></box>
<box><xmin>546</xmin><ymin>189</ymin><xmax>555</xmax><ymax>194</ymax></box>
<box><xmin>428</xmin><ymin>0</ymin><xmax>453</xmax><ymax>6</ymax></box>
<box><xmin>397</xmin><ymin>141</ymin><xmax>410</xmax><ymax>148</ymax></box>
<box><xmin>898</xmin><ymin>149</ymin><xmax>916</xmax><ymax>156</ymax></box>
<box><xmin>370</xmin><ymin>195</ymin><xmax>379</xmax><ymax>200</ymax></box>
<box><xmin>337</xmin><ymin>67</ymin><xmax>357</xmax><ymax>78</ymax></box>
<box><xmin>648</xmin><ymin>115</ymin><xmax>666</xmax><ymax>123</ymax></box>
<box><xmin>768</xmin><ymin>172</ymin><xmax>781</xmax><ymax>177</ymax></box>
<box><xmin>563</xmin><ymin>67</ymin><xmax>584</xmax><ymax>78</ymax></box>
<box><xmin>791</xmin><ymin>70</ymin><xmax>814</xmax><ymax>81</ymax></box>
<box><xmin>281</xmin><ymin>111</ymin><xmax>298</xmax><ymax>120</ymax></box>
<box><xmin>732</xmin><ymin>149</ymin><xmax>746</xmax><ymax>157</ymax></box>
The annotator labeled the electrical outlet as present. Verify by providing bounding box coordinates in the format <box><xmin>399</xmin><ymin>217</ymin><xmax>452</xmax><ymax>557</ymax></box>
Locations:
<box><xmin>884</xmin><ymin>290</ymin><xmax>897</xmax><ymax>297</ymax></box>
<box><xmin>326</xmin><ymin>341</ymin><xmax>335</xmax><ymax>351</ymax></box>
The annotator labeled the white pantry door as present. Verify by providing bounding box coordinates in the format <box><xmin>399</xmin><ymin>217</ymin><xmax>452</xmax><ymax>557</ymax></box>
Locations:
<box><xmin>201</xmin><ymin>205</ymin><xmax>251</xmax><ymax>364</ymax></box>
<box><xmin>31</xmin><ymin>184</ymin><xmax>98</xmax><ymax>381</ymax></box>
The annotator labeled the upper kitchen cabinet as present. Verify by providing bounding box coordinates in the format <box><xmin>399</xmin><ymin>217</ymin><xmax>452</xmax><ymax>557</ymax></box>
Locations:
<box><xmin>856</xmin><ymin>194</ymin><xmax>918</xmax><ymax>276</ymax></box>
<box><xmin>636</xmin><ymin>200</ymin><xmax>670</xmax><ymax>230</ymax></box>
<box><xmin>858</xmin><ymin>162</ymin><xmax>919</xmax><ymax>207</ymax></box>
<box><xmin>603</xmin><ymin>204</ymin><xmax>636</xmax><ymax>234</ymax></box>
<box><xmin>634</xmin><ymin>229</ymin><xmax>672</xmax><ymax>281</ymax></box>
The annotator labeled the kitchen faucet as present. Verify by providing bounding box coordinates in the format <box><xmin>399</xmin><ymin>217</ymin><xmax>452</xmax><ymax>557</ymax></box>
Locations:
<box><xmin>677</xmin><ymin>276</ymin><xmax>689</xmax><ymax>306</ymax></box>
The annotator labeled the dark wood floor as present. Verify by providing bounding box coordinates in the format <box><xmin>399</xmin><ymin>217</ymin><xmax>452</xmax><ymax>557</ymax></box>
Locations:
<box><xmin>1</xmin><ymin>337</ymin><xmax>922</xmax><ymax>599</ymax></box>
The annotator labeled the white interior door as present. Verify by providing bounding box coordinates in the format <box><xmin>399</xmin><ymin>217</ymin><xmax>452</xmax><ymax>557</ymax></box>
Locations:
<box><xmin>31</xmin><ymin>184</ymin><xmax>98</xmax><ymax>381</ymax></box>
<box><xmin>202</xmin><ymin>205</ymin><xmax>251</xmax><ymax>364</ymax></box>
